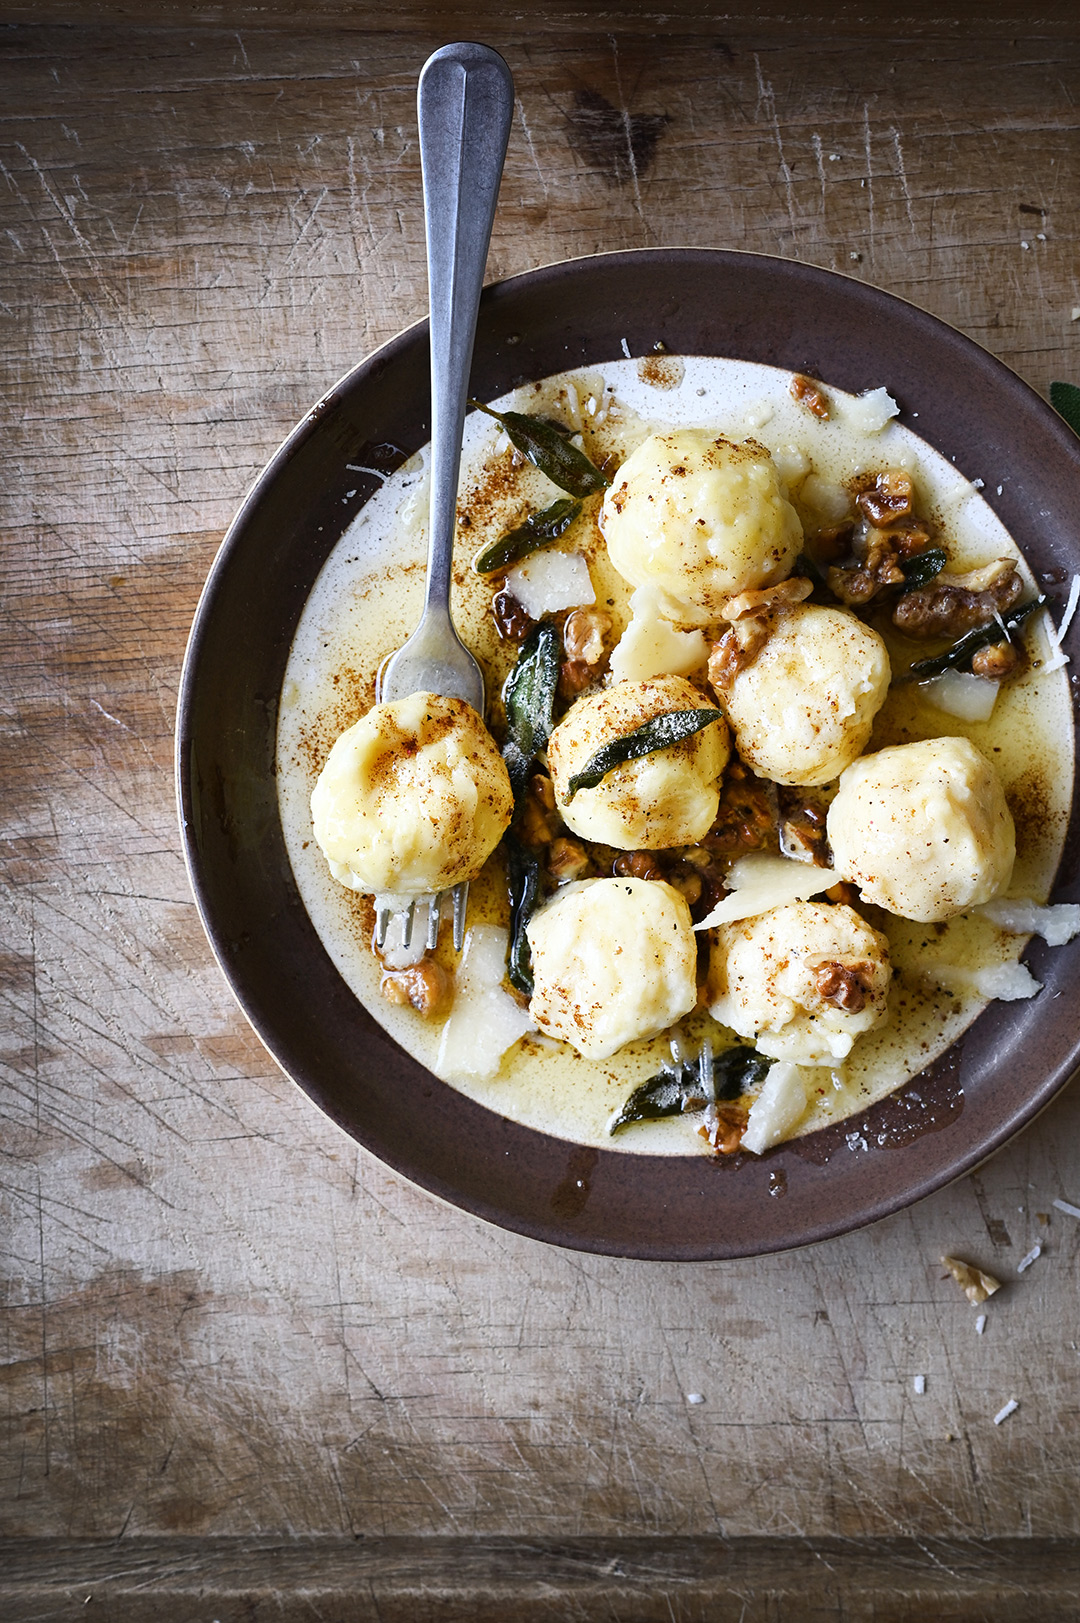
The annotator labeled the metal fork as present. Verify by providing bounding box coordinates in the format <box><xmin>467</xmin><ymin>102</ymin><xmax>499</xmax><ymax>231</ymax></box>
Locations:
<box><xmin>374</xmin><ymin>42</ymin><xmax>514</xmax><ymax>955</ymax></box>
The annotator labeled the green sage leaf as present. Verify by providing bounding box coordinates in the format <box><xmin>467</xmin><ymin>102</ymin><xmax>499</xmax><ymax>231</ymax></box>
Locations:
<box><xmin>505</xmin><ymin>834</ymin><xmax>540</xmax><ymax>997</ymax></box>
<box><xmin>907</xmin><ymin>596</ymin><xmax>1044</xmax><ymax>681</ymax></box>
<box><xmin>473</xmin><ymin>497</ymin><xmax>581</xmax><ymax>575</ymax></box>
<box><xmin>609</xmin><ymin>1047</ymin><xmax>773</xmax><ymax>1134</ymax></box>
<box><xmin>502</xmin><ymin>621</ymin><xmax>561</xmax><ymax>807</ymax></box>
<box><xmin>898</xmin><ymin>547</ymin><xmax>948</xmax><ymax>594</ymax></box>
<box><xmin>470</xmin><ymin>399</ymin><xmax>611</xmax><ymax>497</ymax></box>
<box><xmin>566</xmin><ymin>708</ymin><xmax>722</xmax><ymax>801</ymax></box>
<box><xmin>1050</xmin><ymin>381</ymin><xmax>1080</xmax><ymax>437</ymax></box>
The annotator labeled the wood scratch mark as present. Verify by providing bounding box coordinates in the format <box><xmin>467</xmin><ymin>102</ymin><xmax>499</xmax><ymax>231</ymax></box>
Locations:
<box><xmin>890</xmin><ymin>125</ymin><xmax>916</xmax><ymax>234</ymax></box>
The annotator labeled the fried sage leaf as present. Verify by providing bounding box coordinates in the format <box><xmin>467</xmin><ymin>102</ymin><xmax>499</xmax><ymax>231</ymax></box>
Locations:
<box><xmin>502</xmin><ymin>621</ymin><xmax>561</xmax><ymax>806</ymax></box>
<box><xmin>505</xmin><ymin>834</ymin><xmax>540</xmax><ymax>997</ymax></box>
<box><xmin>898</xmin><ymin>547</ymin><xmax>947</xmax><ymax>594</ymax></box>
<box><xmin>907</xmin><ymin>596</ymin><xmax>1043</xmax><ymax>681</ymax></box>
<box><xmin>566</xmin><ymin>708</ymin><xmax>722</xmax><ymax>801</ymax></box>
<box><xmin>1050</xmin><ymin>380</ymin><xmax>1080</xmax><ymax>437</ymax></box>
<box><xmin>470</xmin><ymin>399</ymin><xmax>611</xmax><ymax>497</ymax></box>
<box><xmin>473</xmin><ymin>497</ymin><xmax>581</xmax><ymax>575</ymax></box>
<box><xmin>609</xmin><ymin>1047</ymin><xmax>773</xmax><ymax>1134</ymax></box>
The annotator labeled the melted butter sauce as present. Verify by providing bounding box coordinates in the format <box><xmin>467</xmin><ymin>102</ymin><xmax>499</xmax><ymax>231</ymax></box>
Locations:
<box><xmin>276</xmin><ymin>358</ymin><xmax>1074</xmax><ymax>1156</ymax></box>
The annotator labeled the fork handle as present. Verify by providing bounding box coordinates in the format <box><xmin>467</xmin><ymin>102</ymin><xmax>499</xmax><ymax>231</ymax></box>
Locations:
<box><xmin>418</xmin><ymin>42</ymin><xmax>514</xmax><ymax>623</ymax></box>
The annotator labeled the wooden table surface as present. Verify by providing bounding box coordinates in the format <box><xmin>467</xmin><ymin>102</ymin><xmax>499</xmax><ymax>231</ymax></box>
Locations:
<box><xmin>3</xmin><ymin>6</ymin><xmax>1080</xmax><ymax>1618</ymax></box>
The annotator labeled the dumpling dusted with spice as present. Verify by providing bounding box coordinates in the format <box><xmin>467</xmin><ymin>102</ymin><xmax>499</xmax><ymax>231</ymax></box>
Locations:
<box><xmin>709</xmin><ymin>900</ymin><xmax>892</xmax><ymax>1065</ymax></box>
<box><xmin>718</xmin><ymin>603</ymin><xmax>890</xmax><ymax>787</ymax></box>
<box><xmin>310</xmin><ymin>692</ymin><xmax>513</xmax><ymax>897</ymax></box>
<box><xmin>826</xmin><ymin>736</ymin><xmax>1015</xmax><ymax>923</ymax></box>
<box><xmin>527</xmin><ymin>877</ymin><xmax>698</xmax><ymax>1059</ymax></box>
<box><xmin>546</xmin><ymin>675</ymin><xmax>729</xmax><ymax>849</ymax></box>
<box><xmin>599</xmin><ymin>430</ymin><xmax>803</xmax><ymax>624</ymax></box>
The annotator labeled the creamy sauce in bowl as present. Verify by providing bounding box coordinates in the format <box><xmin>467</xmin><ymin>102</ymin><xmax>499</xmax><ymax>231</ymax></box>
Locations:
<box><xmin>276</xmin><ymin>356</ymin><xmax>1074</xmax><ymax>1155</ymax></box>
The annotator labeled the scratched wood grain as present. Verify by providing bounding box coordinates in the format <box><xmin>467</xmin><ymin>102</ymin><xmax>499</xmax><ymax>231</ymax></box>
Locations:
<box><xmin>2</xmin><ymin>16</ymin><xmax>1080</xmax><ymax>1602</ymax></box>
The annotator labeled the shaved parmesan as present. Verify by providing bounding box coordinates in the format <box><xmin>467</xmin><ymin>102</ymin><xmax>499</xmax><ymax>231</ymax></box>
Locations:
<box><xmin>919</xmin><ymin>668</ymin><xmax>999</xmax><ymax>722</ymax></box>
<box><xmin>437</xmin><ymin>925</ymin><xmax>535</xmax><ymax>1081</ymax></box>
<box><xmin>993</xmin><ymin>1398</ymin><xmax>1019</xmax><ymax>1425</ymax></box>
<box><xmin>505</xmin><ymin>551</ymin><xmax>594</xmax><ymax>618</ymax></box>
<box><xmin>923</xmin><ymin>960</ymin><xmax>1042</xmax><ymax>1001</ymax></box>
<box><xmin>741</xmin><ymin>1061</ymin><xmax>808</xmax><ymax>1154</ymax></box>
<box><xmin>1039</xmin><ymin>604</ymin><xmax>1070</xmax><ymax>674</ymax></box>
<box><xmin>976</xmin><ymin>897</ymin><xmax>1080</xmax><ymax>946</ymax></box>
<box><xmin>608</xmin><ymin>585</ymin><xmax>708</xmax><ymax>682</ymax></box>
<box><xmin>801</xmin><ymin>471</ymin><xmax>851</xmax><ymax>521</ymax></box>
<box><xmin>1057</xmin><ymin>574</ymin><xmax>1080</xmax><ymax>643</ymax></box>
<box><xmin>695</xmin><ymin>853</ymin><xmax>840</xmax><ymax>930</ymax></box>
<box><xmin>1052</xmin><ymin>1198</ymin><xmax>1080</xmax><ymax>1220</ymax></box>
<box><xmin>1016</xmin><ymin>1244</ymin><xmax>1041</xmax><ymax>1273</ymax></box>
<box><xmin>844</xmin><ymin>387</ymin><xmax>900</xmax><ymax>434</ymax></box>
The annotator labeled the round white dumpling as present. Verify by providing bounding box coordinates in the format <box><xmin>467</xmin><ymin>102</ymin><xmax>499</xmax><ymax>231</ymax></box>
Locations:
<box><xmin>547</xmin><ymin>675</ymin><xmax>730</xmax><ymax>849</ymax></box>
<box><xmin>709</xmin><ymin>900</ymin><xmax>891</xmax><ymax>1065</ymax></box>
<box><xmin>720</xmin><ymin>604</ymin><xmax>890</xmax><ymax>787</ymax></box>
<box><xmin>826</xmin><ymin>736</ymin><xmax>1015</xmax><ymax>923</ymax></box>
<box><xmin>311</xmin><ymin>692</ymin><xmax>513</xmax><ymax>897</ymax></box>
<box><xmin>600</xmin><ymin>430</ymin><xmax>803</xmax><ymax>624</ymax></box>
<box><xmin>527</xmin><ymin>877</ymin><xmax>698</xmax><ymax>1060</ymax></box>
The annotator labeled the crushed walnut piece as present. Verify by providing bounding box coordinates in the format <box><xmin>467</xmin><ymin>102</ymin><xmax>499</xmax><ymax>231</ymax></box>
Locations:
<box><xmin>790</xmin><ymin>373</ymin><xmax>831</xmax><ymax>419</ymax></box>
<box><xmin>698</xmin><ymin>1103</ymin><xmax>749</xmax><ymax>1155</ymax></box>
<box><xmin>856</xmin><ymin>469</ymin><xmax>914</xmax><ymax>527</ymax></box>
<box><xmin>380</xmin><ymin>960</ymin><xmax>450</xmax><ymax>1018</ymax></box>
<box><xmin>492</xmin><ymin>587</ymin><xmax>534</xmax><ymax>643</ymax></box>
<box><xmin>563</xmin><ymin>606</ymin><xmax>612</xmax><ymax>664</ymax></box>
<box><xmin>813</xmin><ymin>959</ymin><xmax>874</xmax><ymax>1013</ymax></box>
<box><xmin>707</xmin><ymin>620</ymin><xmax>771</xmax><ymax>692</ymax></box>
<box><xmin>778</xmin><ymin>789</ymin><xmax>831</xmax><ymax>866</ymax></box>
<box><xmin>548</xmin><ymin>836</ymin><xmax>592</xmax><ymax>882</ymax></box>
<box><xmin>941</xmin><ymin>1255</ymin><xmax>1002</xmax><ymax>1306</ymax></box>
<box><xmin>971</xmin><ymin>641</ymin><xmax>1020</xmax><ymax>680</ymax></box>
<box><xmin>828</xmin><ymin>522</ymin><xmax>933</xmax><ymax>605</ymax></box>
<box><xmin>703</xmin><ymin>760</ymin><xmax>776</xmax><ymax>855</ymax></box>
<box><xmin>612</xmin><ymin>849</ymin><xmax>665</xmax><ymax>881</ymax></box>
<box><xmin>718</xmin><ymin>576</ymin><xmax>814</xmax><ymax>621</ymax></box>
<box><xmin>893</xmin><ymin>565</ymin><xmax>1022</xmax><ymax>640</ymax></box>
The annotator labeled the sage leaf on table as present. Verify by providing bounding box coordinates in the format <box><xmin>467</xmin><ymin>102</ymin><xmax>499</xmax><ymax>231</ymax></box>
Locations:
<box><xmin>566</xmin><ymin>708</ymin><xmax>722</xmax><ymax>801</ymax></box>
<box><xmin>502</xmin><ymin>620</ymin><xmax>561</xmax><ymax>806</ymax></box>
<box><xmin>1050</xmin><ymin>380</ymin><xmax>1080</xmax><ymax>437</ymax></box>
<box><xmin>898</xmin><ymin>547</ymin><xmax>947</xmax><ymax>593</ymax></box>
<box><xmin>470</xmin><ymin>399</ymin><xmax>611</xmax><ymax>497</ymax></box>
<box><xmin>609</xmin><ymin>1047</ymin><xmax>774</xmax><ymax>1134</ymax></box>
<box><xmin>473</xmin><ymin>496</ymin><xmax>581</xmax><ymax>575</ymax></box>
<box><xmin>907</xmin><ymin>596</ymin><xmax>1044</xmax><ymax>681</ymax></box>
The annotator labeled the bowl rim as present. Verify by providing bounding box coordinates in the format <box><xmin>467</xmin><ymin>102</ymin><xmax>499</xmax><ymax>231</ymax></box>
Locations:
<box><xmin>176</xmin><ymin>244</ymin><xmax>1080</xmax><ymax>1259</ymax></box>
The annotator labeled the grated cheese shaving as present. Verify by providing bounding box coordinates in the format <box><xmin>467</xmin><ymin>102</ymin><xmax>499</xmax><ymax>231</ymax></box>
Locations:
<box><xmin>993</xmin><ymin>1398</ymin><xmax>1019</xmax><ymax>1425</ymax></box>
<box><xmin>923</xmin><ymin>960</ymin><xmax>1042</xmax><ymax>1001</ymax></box>
<box><xmin>975</xmin><ymin>1315</ymin><xmax>987</xmax><ymax>1335</ymax></box>
<box><xmin>976</xmin><ymin>897</ymin><xmax>1080</xmax><ymax>946</ymax></box>
<box><xmin>1016</xmin><ymin>1244</ymin><xmax>1042</xmax><ymax>1273</ymax></box>
<box><xmin>694</xmin><ymin>853</ymin><xmax>840</xmax><ymax>930</ymax></box>
<box><xmin>1052</xmin><ymin>1198</ymin><xmax>1080</xmax><ymax>1220</ymax></box>
<box><xmin>1038</xmin><ymin>605</ymin><xmax>1070</xmax><ymax>674</ymax></box>
<box><xmin>913</xmin><ymin>1374</ymin><xmax>926</xmax><ymax>1394</ymax></box>
<box><xmin>1057</xmin><ymin>573</ymin><xmax>1080</xmax><ymax>643</ymax></box>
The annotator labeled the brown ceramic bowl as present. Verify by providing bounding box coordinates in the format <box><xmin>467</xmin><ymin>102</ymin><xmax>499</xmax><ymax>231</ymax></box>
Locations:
<box><xmin>176</xmin><ymin>248</ymin><xmax>1080</xmax><ymax>1259</ymax></box>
